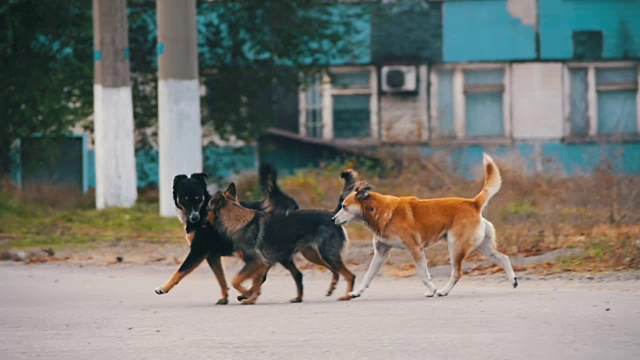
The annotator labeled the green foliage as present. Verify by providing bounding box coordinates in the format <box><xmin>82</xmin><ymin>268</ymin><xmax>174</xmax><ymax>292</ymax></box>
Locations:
<box><xmin>0</xmin><ymin>0</ymin><xmax>93</xmax><ymax>171</ymax></box>
<box><xmin>198</xmin><ymin>1</ymin><xmax>368</xmax><ymax>141</ymax></box>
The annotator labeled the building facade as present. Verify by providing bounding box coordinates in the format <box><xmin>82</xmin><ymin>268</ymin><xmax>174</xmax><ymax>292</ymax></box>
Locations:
<box><xmin>280</xmin><ymin>0</ymin><xmax>640</xmax><ymax>176</ymax></box>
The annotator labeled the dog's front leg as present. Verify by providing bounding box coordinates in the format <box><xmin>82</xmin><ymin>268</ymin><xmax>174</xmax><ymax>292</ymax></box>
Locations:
<box><xmin>206</xmin><ymin>255</ymin><xmax>229</xmax><ymax>305</ymax></box>
<box><xmin>155</xmin><ymin>242</ymin><xmax>208</xmax><ymax>295</ymax></box>
<box><xmin>349</xmin><ymin>238</ymin><xmax>390</xmax><ymax>298</ymax></box>
<box><xmin>409</xmin><ymin>247</ymin><xmax>437</xmax><ymax>297</ymax></box>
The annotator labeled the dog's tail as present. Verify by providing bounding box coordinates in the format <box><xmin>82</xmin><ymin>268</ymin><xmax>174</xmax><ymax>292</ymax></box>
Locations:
<box><xmin>334</xmin><ymin>169</ymin><xmax>359</xmax><ymax>213</ymax></box>
<box><xmin>474</xmin><ymin>153</ymin><xmax>502</xmax><ymax>211</ymax></box>
<box><xmin>258</xmin><ymin>163</ymin><xmax>278</xmax><ymax>194</ymax></box>
<box><xmin>340</xmin><ymin>169</ymin><xmax>359</xmax><ymax>192</ymax></box>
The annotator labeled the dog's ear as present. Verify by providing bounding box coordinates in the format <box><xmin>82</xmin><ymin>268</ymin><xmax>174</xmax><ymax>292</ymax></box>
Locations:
<box><xmin>355</xmin><ymin>183</ymin><xmax>372</xmax><ymax>201</ymax></box>
<box><xmin>173</xmin><ymin>175</ymin><xmax>188</xmax><ymax>198</ymax></box>
<box><xmin>224</xmin><ymin>182</ymin><xmax>237</xmax><ymax>200</ymax></box>
<box><xmin>208</xmin><ymin>191</ymin><xmax>225</xmax><ymax>211</ymax></box>
<box><xmin>190</xmin><ymin>173</ymin><xmax>208</xmax><ymax>189</ymax></box>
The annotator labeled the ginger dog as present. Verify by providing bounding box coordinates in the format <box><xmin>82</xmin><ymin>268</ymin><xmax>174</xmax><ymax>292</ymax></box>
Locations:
<box><xmin>333</xmin><ymin>154</ymin><xmax>517</xmax><ymax>298</ymax></box>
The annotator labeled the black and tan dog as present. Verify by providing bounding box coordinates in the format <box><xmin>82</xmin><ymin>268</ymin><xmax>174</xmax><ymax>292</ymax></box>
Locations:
<box><xmin>239</xmin><ymin>165</ymin><xmax>360</xmax><ymax>298</ymax></box>
<box><xmin>154</xmin><ymin>173</ymin><xmax>234</xmax><ymax>304</ymax></box>
<box><xmin>155</xmin><ymin>167</ymin><xmax>359</xmax><ymax>304</ymax></box>
<box><xmin>207</xmin><ymin>183</ymin><xmax>355</xmax><ymax>304</ymax></box>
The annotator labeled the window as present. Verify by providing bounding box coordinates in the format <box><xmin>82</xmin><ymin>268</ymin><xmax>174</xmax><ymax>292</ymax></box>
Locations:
<box><xmin>333</xmin><ymin>95</ymin><xmax>370</xmax><ymax>138</ymax></box>
<box><xmin>304</xmin><ymin>74</ymin><xmax>323</xmax><ymax>138</ymax></box>
<box><xmin>569</xmin><ymin>68</ymin><xmax>589</xmax><ymax>136</ymax></box>
<box><xmin>572</xmin><ymin>31</ymin><xmax>603</xmax><ymax>60</ymax></box>
<box><xmin>464</xmin><ymin>69</ymin><xmax>505</xmax><ymax>137</ymax></box>
<box><xmin>300</xmin><ymin>67</ymin><xmax>376</xmax><ymax>140</ymax></box>
<box><xmin>567</xmin><ymin>64</ymin><xmax>638</xmax><ymax>137</ymax></box>
<box><xmin>596</xmin><ymin>67</ymin><xmax>638</xmax><ymax>134</ymax></box>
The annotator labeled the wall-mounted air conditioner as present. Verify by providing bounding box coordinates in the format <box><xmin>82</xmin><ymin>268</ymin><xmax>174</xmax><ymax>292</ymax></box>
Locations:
<box><xmin>381</xmin><ymin>65</ymin><xmax>417</xmax><ymax>93</ymax></box>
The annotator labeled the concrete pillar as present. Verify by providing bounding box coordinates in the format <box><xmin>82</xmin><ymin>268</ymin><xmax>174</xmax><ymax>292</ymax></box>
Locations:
<box><xmin>93</xmin><ymin>0</ymin><xmax>138</xmax><ymax>209</ymax></box>
<box><xmin>157</xmin><ymin>0</ymin><xmax>202</xmax><ymax>217</ymax></box>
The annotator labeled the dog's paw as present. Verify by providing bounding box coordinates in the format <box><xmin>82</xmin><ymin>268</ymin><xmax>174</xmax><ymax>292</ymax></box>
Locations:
<box><xmin>154</xmin><ymin>288</ymin><xmax>167</xmax><ymax>295</ymax></box>
<box><xmin>289</xmin><ymin>297</ymin><xmax>303</xmax><ymax>303</ymax></box>
<box><xmin>435</xmin><ymin>290</ymin><xmax>448</xmax><ymax>297</ymax></box>
<box><xmin>348</xmin><ymin>291</ymin><xmax>361</xmax><ymax>299</ymax></box>
<box><xmin>337</xmin><ymin>295</ymin><xmax>351</xmax><ymax>301</ymax></box>
<box><xmin>237</xmin><ymin>295</ymin><xmax>248</xmax><ymax>302</ymax></box>
<box><xmin>240</xmin><ymin>298</ymin><xmax>256</xmax><ymax>305</ymax></box>
<box><xmin>513</xmin><ymin>277</ymin><xmax>519</xmax><ymax>289</ymax></box>
<box><xmin>215</xmin><ymin>298</ymin><xmax>229</xmax><ymax>305</ymax></box>
<box><xmin>424</xmin><ymin>290</ymin><xmax>436</xmax><ymax>298</ymax></box>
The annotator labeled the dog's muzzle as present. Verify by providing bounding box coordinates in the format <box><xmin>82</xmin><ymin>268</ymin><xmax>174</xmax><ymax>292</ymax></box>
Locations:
<box><xmin>189</xmin><ymin>212</ymin><xmax>200</xmax><ymax>223</ymax></box>
<box><xmin>332</xmin><ymin>215</ymin><xmax>346</xmax><ymax>226</ymax></box>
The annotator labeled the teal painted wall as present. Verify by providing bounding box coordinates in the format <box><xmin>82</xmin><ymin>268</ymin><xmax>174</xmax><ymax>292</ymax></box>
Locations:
<box><xmin>87</xmin><ymin>146</ymin><xmax>256</xmax><ymax>188</ymax></box>
<box><xmin>539</xmin><ymin>0</ymin><xmax>640</xmax><ymax>59</ymax></box>
<box><xmin>422</xmin><ymin>143</ymin><xmax>640</xmax><ymax>178</ymax></box>
<box><xmin>443</xmin><ymin>0</ymin><xmax>536</xmax><ymax>62</ymax></box>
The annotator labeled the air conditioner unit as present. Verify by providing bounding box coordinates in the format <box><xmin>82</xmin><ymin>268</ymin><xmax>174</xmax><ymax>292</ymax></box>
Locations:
<box><xmin>381</xmin><ymin>65</ymin><xmax>417</xmax><ymax>93</ymax></box>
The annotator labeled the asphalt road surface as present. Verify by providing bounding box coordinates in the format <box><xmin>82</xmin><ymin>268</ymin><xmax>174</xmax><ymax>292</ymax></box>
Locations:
<box><xmin>1</xmin><ymin>262</ymin><xmax>639</xmax><ymax>360</ymax></box>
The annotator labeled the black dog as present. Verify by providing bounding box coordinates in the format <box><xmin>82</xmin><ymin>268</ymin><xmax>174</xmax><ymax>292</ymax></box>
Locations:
<box><xmin>207</xmin><ymin>183</ymin><xmax>356</xmax><ymax>304</ymax></box>
<box><xmin>155</xmin><ymin>173</ymin><xmax>234</xmax><ymax>304</ymax></box>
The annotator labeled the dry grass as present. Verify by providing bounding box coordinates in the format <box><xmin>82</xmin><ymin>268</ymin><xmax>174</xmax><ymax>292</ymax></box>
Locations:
<box><xmin>246</xmin><ymin>150</ymin><xmax>640</xmax><ymax>273</ymax></box>
<box><xmin>2</xmin><ymin>149</ymin><xmax>639</xmax><ymax>273</ymax></box>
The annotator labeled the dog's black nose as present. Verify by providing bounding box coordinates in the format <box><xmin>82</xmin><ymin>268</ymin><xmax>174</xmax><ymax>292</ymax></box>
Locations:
<box><xmin>189</xmin><ymin>213</ymin><xmax>200</xmax><ymax>222</ymax></box>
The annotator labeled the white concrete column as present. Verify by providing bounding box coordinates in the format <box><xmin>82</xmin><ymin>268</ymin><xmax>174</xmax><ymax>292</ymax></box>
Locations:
<box><xmin>157</xmin><ymin>0</ymin><xmax>202</xmax><ymax>217</ymax></box>
<box><xmin>158</xmin><ymin>79</ymin><xmax>202</xmax><ymax>217</ymax></box>
<box><xmin>93</xmin><ymin>0</ymin><xmax>138</xmax><ymax>209</ymax></box>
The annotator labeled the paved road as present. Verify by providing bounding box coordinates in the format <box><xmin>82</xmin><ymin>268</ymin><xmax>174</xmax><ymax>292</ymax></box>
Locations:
<box><xmin>1</xmin><ymin>262</ymin><xmax>639</xmax><ymax>360</ymax></box>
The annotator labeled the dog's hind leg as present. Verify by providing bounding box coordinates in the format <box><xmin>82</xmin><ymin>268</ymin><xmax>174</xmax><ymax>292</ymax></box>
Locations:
<box><xmin>155</xmin><ymin>241</ymin><xmax>208</xmax><ymax>295</ymax></box>
<box><xmin>348</xmin><ymin>238</ymin><xmax>389</xmax><ymax>299</ymax></box>
<box><xmin>240</xmin><ymin>264</ymin><xmax>270</xmax><ymax>305</ymax></box>
<box><xmin>476</xmin><ymin>220</ymin><xmax>518</xmax><ymax>288</ymax></box>
<box><xmin>232</xmin><ymin>261</ymin><xmax>265</xmax><ymax>301</ymax></box>
<box><xmin>280</xmin><ymin>258</ymin><xmax>304</xmax><ymax>303</ymax></box>
<box><xmin>436</xmin><ymin>234</ymin><xmax>468</xmax><ymax>297</ymax></box>
<box><xmin>205</xmin><ymin>255</ymin><xmax>229</xmax><ymax>305</ymax></box>
<box><xmin>318</xmin><ymin>244</ymin><xmax>357</xmax><ymax>301</ymax></box>
<box><xmin>300</xmin><ymin>247</ymin><xmax>339</xmax><ymax>297</ymax></box>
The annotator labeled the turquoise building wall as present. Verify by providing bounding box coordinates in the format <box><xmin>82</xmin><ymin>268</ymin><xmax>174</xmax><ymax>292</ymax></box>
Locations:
<box><xmin>422</xmin><ymin>143</ymin><xmax>640</xmax><ymax>179</ymax></box>
<box><xmin>539</xmin><ymin>0</ymin><xmax>640</xmax><ymax>59</ymax></box>
<box><xmin>443</xmin><ymin>0</ymin><xmax>536</xmax><ymax>62</ymax></box>
<box><xmin>87</xmin><ymin>146</ymin><xmax>256</xmax><ymax>188</ymax></box>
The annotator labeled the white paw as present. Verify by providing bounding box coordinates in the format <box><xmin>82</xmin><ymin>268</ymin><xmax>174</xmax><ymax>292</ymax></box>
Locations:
<box><xmin>435</xmin><ymin>290</ymin><xmax>448</xmax><ymax>297</ymax></box>
<box><xmin>425</xmin><ymin>290</ymin><xmax>436</xmax><ymax>298</ymax></box>
<box><xmin>154</xmin><ymin>288</ymin><xmax>167</xmax><ymax>295</ymax></box>
<box><xmin>348</xmin><ymin>291</ymin><xmax>361</xmax><ymax>298</ymax></box>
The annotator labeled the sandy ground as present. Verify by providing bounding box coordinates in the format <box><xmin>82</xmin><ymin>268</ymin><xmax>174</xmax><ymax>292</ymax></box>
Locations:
<box><xmin>1</xmin><ymin>262</ymin><xmax>639</xmax><ymax>360</ymax></box>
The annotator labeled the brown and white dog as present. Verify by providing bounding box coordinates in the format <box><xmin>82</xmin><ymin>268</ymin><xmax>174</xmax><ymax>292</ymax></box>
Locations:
<box><xmin>333</xmin><ymin>154</ymin><xmax>517</xmax><ymax>298</ymax></box>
